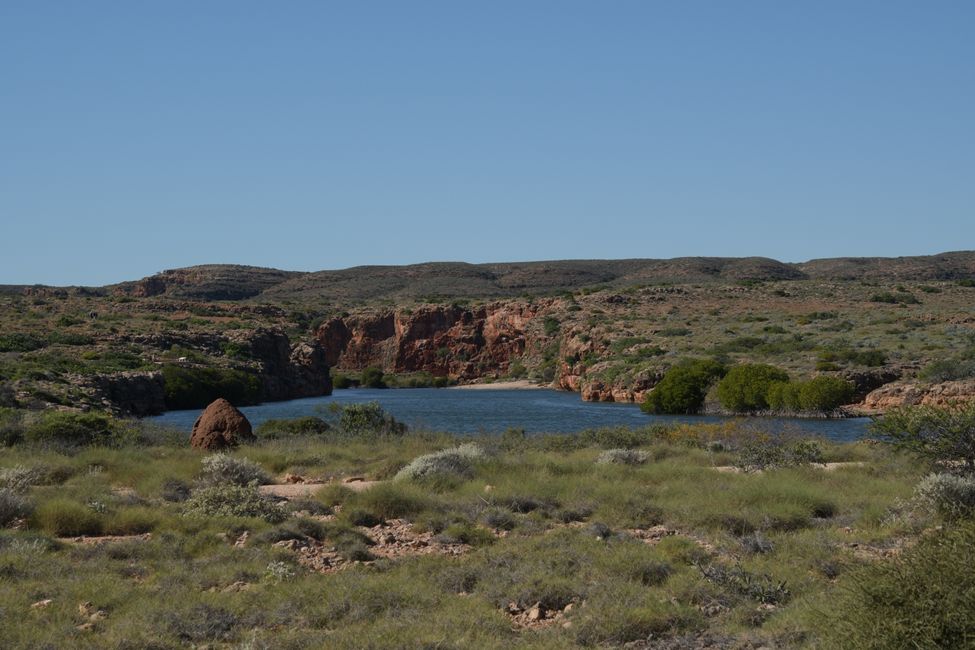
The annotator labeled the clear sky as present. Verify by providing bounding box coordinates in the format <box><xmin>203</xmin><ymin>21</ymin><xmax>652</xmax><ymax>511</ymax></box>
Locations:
<box><xmin>2</xmin><ymin>1</ymin><xmax>973</xmax><ymax>286</ymax></box>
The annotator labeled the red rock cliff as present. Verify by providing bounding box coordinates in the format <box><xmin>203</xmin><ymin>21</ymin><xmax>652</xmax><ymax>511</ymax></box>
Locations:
<box><xmin>316</xmin><ymin>302</ymin><xmax>546</xmax><ymax>381</ymax></box>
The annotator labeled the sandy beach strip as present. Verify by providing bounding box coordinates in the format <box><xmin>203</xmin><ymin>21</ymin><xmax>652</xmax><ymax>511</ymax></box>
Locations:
<box><xmin>448</xmin><ymin>380</ymin><xmax>548</xmax><ymax>390</ymax></box>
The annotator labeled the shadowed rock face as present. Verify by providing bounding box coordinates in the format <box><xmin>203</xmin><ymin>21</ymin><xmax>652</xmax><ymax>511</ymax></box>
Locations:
<box><xmin>190</xmin><ymin>398</ymin><xmax>254</xmax><ymax>450</ymax></box>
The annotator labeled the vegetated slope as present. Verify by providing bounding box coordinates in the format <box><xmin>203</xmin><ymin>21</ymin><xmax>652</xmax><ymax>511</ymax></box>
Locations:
<box><xmin>798</xmin><ymin>251</ymin><xmax>975</xmax><ymax>281</ymax></box>
<box><xmin>112</xmin><ymin>265</ymin><xmax>304</xmax><ymax>300</ymax></box>
<box><xmin>102</xmin><ymin>252</ymin><xmax>975</xmax><ymax>304</ymax></box>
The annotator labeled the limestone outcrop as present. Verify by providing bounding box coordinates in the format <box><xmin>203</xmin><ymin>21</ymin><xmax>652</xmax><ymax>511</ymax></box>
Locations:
<box><xmin>859</xmin><ymin>379</ymin><xmax>975</xmax><ymax>412</ymax></box>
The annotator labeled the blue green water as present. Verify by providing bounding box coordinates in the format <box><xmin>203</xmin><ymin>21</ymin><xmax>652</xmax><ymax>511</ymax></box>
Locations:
<box><xmin>149</xmin><ymin>388</ymin><xmax>873</xmax><ymax>442</ymax></box>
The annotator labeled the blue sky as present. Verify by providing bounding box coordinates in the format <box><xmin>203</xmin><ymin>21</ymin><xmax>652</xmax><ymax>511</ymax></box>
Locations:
<box><xmin>2</xmin><ymin>1</ymin><xmax>973</xmax><ymax>285</ymax></box>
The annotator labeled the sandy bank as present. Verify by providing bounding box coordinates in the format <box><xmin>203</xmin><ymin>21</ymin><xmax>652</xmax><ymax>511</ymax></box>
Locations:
<box><xmin>449</xmin><ymin>380</ymin><xmax>548</xmax><ymax>391</ymax></box>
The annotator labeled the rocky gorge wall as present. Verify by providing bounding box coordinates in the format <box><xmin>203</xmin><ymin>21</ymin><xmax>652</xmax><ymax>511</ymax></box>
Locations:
<box><xmin>316</xmin><ymin>303</ymin><xmax>545</xmax><ymax>382</ymax></box>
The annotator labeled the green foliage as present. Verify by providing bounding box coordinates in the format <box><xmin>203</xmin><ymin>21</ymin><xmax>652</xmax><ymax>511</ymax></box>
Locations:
<box><xmin>182</xmin><ymin>484</ymin><xmax>286</xmax><ymax>522</ymax></box>
<box><xmin>919</xmin><ymin>344</ymin><xmax>975</xmax><ymax>382</ymax></box>
<box><xmin>161</xmin><ymin>364</ymin><xmax>261</xmax><ymax>409</ymax></box>
<box><xmin>332</xmin><ymin>372</ymin><xmax>353</xmax><ymax>389</ymax></box>
<box><xmin>870</xmin><ymin>291</ymin><xmax>921</xmax><ymax>305</ymax></box>
<box><xmin>23</xmin><ymin>411</ymin><xmax>117</xmax><ymax>447</ymax></box>
<box><xmin>395</xmin><ymin>443</ymin><xmax>484</xmax><ymax>481</ymax></box>
<box><xmin>798</xmin><ymin>376</ymin><xmax>855</xmax><ymax>411</ymax></box>
<box><xmin>641</xmin><ymin>359</ymin><xmax>726</xmax><ymax>415</ymax></box>
<box><xmin>0</xmin><ymin>333</ymin><xmax>46</xmax><ymax>352</ymax></box>
<box><xmin>543</xmin><ymin>316</ymin><xmax>561</xmax><ymax>337</ymax></box>
<box><xmin>256</xmin><ymin>416</ymin><xmax>330</xmax><ymax>438</ymax></box>
<box><xmin>360</xmin><ymin>366</ymin><xmax>386</xmax><ymax>388</ymax></box>
<box><xmin>872</xmin><ymin>403</ymin><xmax>975</xmax><ymax>472</ymax></box>
<box><xmin>198</xmin><ymin>453</ymin><xmax>272</xmax><ymax>486</ymax></box>
<box><xmin>913</xmin><ymin>473</ymin><xmax>975</xmax><ymax>521</ymax></box>
<box><xmin>766</xmin><ymin>381</ymin><xmax>801</xmax><ymax>412</ymax></box>
<box><xmin>716</xmin><ymin>364</ymin><xmax>789</xmax><ymax>412</ymax></box>
<box><xmin>819</xmin><ymin>347</ymin><xmax>888</xmax><ymax>367</ymax></box>
<box><xmin>0</xmin><ymin>488</ymin><xmax>33</xmax><ymax>526</ymax></box>
<box><xmin>0</xmin><ymin>408</ymin><xmax>25</xmax><ymax>446</ymax></box>
<box><xmin>32</xmin><ymin>498</ymin><xmax>102</xmax><ymax>536</ymax></box>
<box><xmin>734</xmin><ymin>439</ymin><xmax>826</xmax><ymax>472</ymax></box>
<box><xmin>816</xmin><ymin>520</ymin><xmax>975</xmax><ymax>648</ymax></box>
<box><xmin>329</xmin><ymin>401</ymin><xmax>407</xmax><ymax>436</ymax></box>
<box><xmin>219</xmin><ymin>341</ymin><xmax>249</xmax><ymax>359</ymax></box>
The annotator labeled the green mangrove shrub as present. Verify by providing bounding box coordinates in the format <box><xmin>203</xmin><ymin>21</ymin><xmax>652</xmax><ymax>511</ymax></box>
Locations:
<box><xmin>641</xmin><ymin>358</ymin><xmax>726</xmax><ymax>415</ymax></box>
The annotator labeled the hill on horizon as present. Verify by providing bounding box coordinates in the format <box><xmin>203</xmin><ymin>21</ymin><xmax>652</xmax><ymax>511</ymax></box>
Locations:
<box><xmin>3</xmin><ymin>251</ymin><xmax>974</xmax><ymax>303</ymax></box>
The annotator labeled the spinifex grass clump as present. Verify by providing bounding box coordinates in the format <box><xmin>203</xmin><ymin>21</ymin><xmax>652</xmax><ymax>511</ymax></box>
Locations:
<box><xmin>395</xmin><ymin>443</ymin><xmax>484</xmax><ymax>481</ymax></box>
<box><xmin>198</xmin><ymin>453</ymin><xmax>272</xmax><ymax>487</ymax></box>
<box><xmin>596</xmin><ymin>448</ymin><xmax>650</xmax><ymax>465</ymax></box>
<box><xmin>182</xmin><ymin>484</ymin><xmax>286</xmax><ymax>523</ymax></box>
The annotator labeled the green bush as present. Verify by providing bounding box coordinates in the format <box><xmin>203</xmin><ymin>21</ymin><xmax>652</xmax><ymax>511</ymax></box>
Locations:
<box><xmin>199</xmin><ymin>453</ymin><xmax>272</xmax><ymax>486</ymax></box>
<box><xmin>816</xmin><ymin>520</ymin><xmax>975</xmax><ymax>648</ymax></box>
<box><xmin>23</xmin><ymin>411</ymin><xmax>117</xmax><ymax>446</ymax></box>
<box><xmin>543</xmin><ymin>317</ymin><xmax>561</xmax><ymax>337</ymax></box>
<box><xmin>395</xmin><ymin>444</ymin><xmax>484</xmax><ymax>481</ymax></box>
<box><xmin>913</xmin><ymin>473</ymin><xmax>975</xmax><ymax>521</ymax></box>
<box><xmin>360</xmin><ymin>367</ymin><xmax>386</xmax><ymax>388</ymax></box>
<box><xmin>32</xmin><ymin>498</ymin><xmax>103</xmax><ymax>536</ymax></box>
<box><xmin>798</xmin><ymin>376</ymin><xmax>855</xmax><ymax>411</ymax></box>
<box><xmin>255</xmin><ymin>416</ymin><xmax>330</xmax><ymax>438</ymax></box>
<box><xmin>766</xmin><ymin>381</ymin><xmax>801</xmax><ymax>412</ymax></box>
<box><xmin>872</xmin><ymin>403</ymin><xmax>975</xmax><ymax>472</ymax></box>
<box><xmin>332</xmin><ymin>372</ymin><xmax>353</xmax><ymax>389</ymax></box>
<box><xmin>330</xmin><ymin>401</ymin><xmax>407</xmax><ymax>436</ymax></box>
<box><xmin>161</xmin><ymin>365</ymin><xmax>261</xmax><ymax>410</ymax></box>
<box><xmin>716</xmin><ymin>364</ymin><xmax>789</xmax><ymax>412</ymax></box>
<box><xmin>0</xmin><ymin>488</ymin><xmax>33</xmax><ymax>526</ymax></box>
<box><xmin>182</xmin><ymin>484</ymin><xmax>286</xmax><ymax>522</ymax></box>
<box><xmin>0</xmin><ymin>333</ymin><xmax>46</xmax><ymax>352</ymax></box>
<box><xmin>641</xmin><ymin>359</ymin><xmax>726</xmax><ymax>415</ymax></box>
<box><xmin>0</xmin><ymin>408</ymin><xmax>25</xmax><ymax>445</ymax></box>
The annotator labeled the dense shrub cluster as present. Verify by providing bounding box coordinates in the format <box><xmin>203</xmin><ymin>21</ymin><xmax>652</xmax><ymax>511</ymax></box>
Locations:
<box><xmin>198</xmin><ymin>453</ymin><xmax>271</xmax><ymax>487</ymax></box>
<box><xmin>161</xmin><ymin>365</ymin><xmax>261</xmax><ymax>410</ymax></box>
<box><xmin>766</xmin><ymin>376</ymin><xmax>855</xmax><ymax>413</ymax></box>
<box><xmin>182</xmin><ymin>484</ymin><xmax>286</xmax><ymax>522</ymax></box>
<box><xmin>716</xmin><ymin>364</ymin><xmax>789</xmax><ymax>412</ymax></box>
<box><xmin>330</xmin><ymin>402</ymin><xmax>407</xmax><ymax>436</ymax></box>
<box><xmin>21</xmin><ymin>411</ymin><xmax>119</xmax><ymax>447</ymax></box>
<box><xmin>256</xmin><ymin>416</ymin><xmax>330</xmax><ymax>438</ymax></box>
<box><xmin>640</xmin><ymin>359</ymin><xmax>726</xmax><ymax>415</ymax></box>
<box><xmin>872</xmin><ymin>402</ymin><xmax>975</xmax><ymax>472</ymax></box>
<box><xmin>817</xmin><ymin>519</ymin><xmax>975</xmax><ymax>648</ymax></box>
<box><xmin>913</xmin><ymin>473</ymin><xmax>975</xmax><ymax>521</ymax></box>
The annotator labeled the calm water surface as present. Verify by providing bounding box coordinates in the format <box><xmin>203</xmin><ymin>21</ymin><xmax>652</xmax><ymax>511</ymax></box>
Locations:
<box><xmin>149</xmin><ymin>388</ymin><xmax>873</xmax><ymax>442</ymax></box>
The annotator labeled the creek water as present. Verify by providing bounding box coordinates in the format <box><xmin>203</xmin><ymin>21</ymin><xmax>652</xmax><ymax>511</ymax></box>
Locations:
<box><xmin>149</xmin><ymin>388</ymin><xmax>873</xmax><ymax>442</ymax></box>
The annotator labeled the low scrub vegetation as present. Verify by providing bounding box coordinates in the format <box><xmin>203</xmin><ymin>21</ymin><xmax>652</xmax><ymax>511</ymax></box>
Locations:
<box><xmin>0</xmin><ymin>403</ymin><xmax>971</xmax><ymax>647</ymax></box>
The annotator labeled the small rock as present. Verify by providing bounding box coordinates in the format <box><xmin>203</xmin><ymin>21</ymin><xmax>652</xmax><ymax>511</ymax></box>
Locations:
<box><xmin>527</xmin><ymin>603</ymin><xmax>543</xmax><ymax>621</ymax></box>
<box><xmin>76</xmin><ymin>622</ymin><xmax>96</xmax><ymax>632</ymax></box>
<box><xmin>284</xmin><ymin>473</ymin><xmax>306</xmax><ymax>484</ymax></box>
<box><xmin>506</xmin><ymin>601</ymin><xmax>521</xmax><ymax>614</ymax></box>
<box><xmin>31</xmin><ymin>599</ymin><xmax>53</xmax><ymax>609</ymax></box>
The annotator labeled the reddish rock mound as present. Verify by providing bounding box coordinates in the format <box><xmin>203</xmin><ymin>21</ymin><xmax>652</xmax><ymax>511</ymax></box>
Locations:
<box><xmin>190</xmin><ymin>398</ymin><xmax>254</xmax><ymax>450</ymax></box>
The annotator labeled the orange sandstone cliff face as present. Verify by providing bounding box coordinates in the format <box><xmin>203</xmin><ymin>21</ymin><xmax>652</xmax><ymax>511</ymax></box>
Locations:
<box><xmin>316</xmin><ymin>303</ymin><xmax>546</xmax><ymax>382</ymax></box>
<box><xmin>315</xmin><ymin>301</ymin><xmax>665</xmax><ymax>403</ymax></box>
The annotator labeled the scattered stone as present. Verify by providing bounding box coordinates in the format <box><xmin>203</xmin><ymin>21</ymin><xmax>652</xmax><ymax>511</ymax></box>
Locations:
<box><xmin>190</xmin><ymin>398</ymin><xmax>254</xmax><ymax>450</ymax></box>
<box><xmin>31</xmin><ymin>599</ymin><xmax>53</xmax><ymax>609</ymax></box>
<box><xmin>283</xmin><ymin>473</ymin><xmax>306</xmax><ymax>484</ymax></box>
